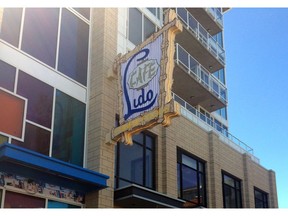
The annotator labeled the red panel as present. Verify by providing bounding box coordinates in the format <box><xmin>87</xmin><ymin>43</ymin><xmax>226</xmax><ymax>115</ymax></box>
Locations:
<box><xmin>4</xmin><ymin>191</ymin><xmax>45</xmax><ymax>208</ymax></box>
<box><xmin>0</xmin><ymin>89</ymin><xmax>25</xmax><ymax>138</ymax></box>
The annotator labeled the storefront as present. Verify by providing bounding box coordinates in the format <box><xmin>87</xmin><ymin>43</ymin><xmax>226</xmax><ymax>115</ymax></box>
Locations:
<box><xmin>0</xmin><ymin>143</ymin><xmax>109</xmax><ymax>208</ymax></box>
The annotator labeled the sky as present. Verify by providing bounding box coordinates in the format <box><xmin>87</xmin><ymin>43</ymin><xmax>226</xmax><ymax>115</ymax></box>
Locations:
<box><xmin>224</xmin><ymin>8</ymin><xmax>288</xmax><ymax>208</ymax></box>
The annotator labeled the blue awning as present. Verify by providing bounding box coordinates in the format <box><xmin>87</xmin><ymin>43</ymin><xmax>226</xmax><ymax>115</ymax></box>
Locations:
<box><xmin>0</xmin><ymin>143</ymin><xmax>109</xmax><ymax>192</ymax></box>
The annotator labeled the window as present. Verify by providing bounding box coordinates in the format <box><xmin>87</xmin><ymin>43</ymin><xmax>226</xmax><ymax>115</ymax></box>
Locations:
<box><xmin>4</xmin><ymin>191</ymin><xmax>45</xmax><ymax>208</ymax></box>
<box><xmin>128</xmin><ymin>8</ymin><xmax>156</xmax><ymax>46</ymax></box>
<box><xmin>48</xmin><ymin>200</ymin><xmax>81</xmax><ymax>208</ymax></box>
<box><xmin>222</xmin><ymin>172</ymin><xmax>242</xmax><ymax>208</ymax></box>
<box><xmin>58</xmin><ymin>8</ymin><xmax>89</xmax><ymax>86</ymax></box>
<box><xmin>0</xmin><ymin>60</ymin><xmax>16</xmax><ymax>92</ymax></box>
<box><xmin>52</xmin><ymin>90</ymin><xmax>86</xmax><ymax>166</ymax></box>
<box><xmin>214</xmin><ymin>107</ymin><xmax>227</xmax><ymax>120</ymax></box>
<box><xmin>21</xmin><ymin>8</ymin><xmax>59</xmax><ymax>68</ymax></box>
<box><xmin>17</xmin><ymin>71</ymin><xmax>54</xmax><ymax>128</ymax></box>
<box><xmin>0</xmin><ymin>8</ymin><xmax>23</xmax><ymax>47</ymax></box>
<box><xmin>177</xmin><ymin>149</ymin><xmax>206</xmax><ymax>207</ymax></box>
<box><xmin>73</xmin><ymin>8</ymin><xmax>90</xmax><ymax>20</ymax></box>
<box><xmin>0</xmin><ymin>89</ymin><xmax>25</xmax><ymax>138</ymax></box>
<box><xmin>115</xmin><ymin>132</ymin><xmax>155</xmax><ymax>189</ymax></box>
<box><xmin>212</xmin><ymin>68</ymin><xmax>225</xmax><ymax>85</ymax></box>
<box><xmin>12</xmin><ymin>122</ymin><xmax>51</xmax><ymax>156</ymax></box>
<box><xmin>254</xmin><ymin>187</ymin><xmax>269</xmax><ymax>208</ymax></box>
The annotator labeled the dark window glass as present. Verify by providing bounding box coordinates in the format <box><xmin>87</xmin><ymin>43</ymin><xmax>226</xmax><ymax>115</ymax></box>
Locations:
<box><xmin>115</xmin><ymin>132</ymin><xmax>155</xmax><ymax>189</ymax></box>
<box><xmin>12</xmin><ymin>122</ymin><xmax>50</xmax><ymax>156</ymax></box>
<box><xmin>177</xmin><ymin>149</ymin><xmax>206</xmax><ymax>208</ymax></box>
<box><xmin>48</xmin><ymin>200</ymin><xmax>80</xmax><ymax>208</ymax></box>
<box><xmin>21</xmin><ymin>8</ymin><xmax>59</xmax><ymax>68</ymax></box>
<box><xmin>17</xmin><ymin>71</ymin><xmax>54</xmax><ymax>128</ymax></box>
<box><xmin>254</xmin><ymin>188</ymin><xmax>269</xmax><ymax>208</ymax></box>
<box><xmin>58</xmin><ymin>9</ymin><xmax>89</xmax><ymax>86</ymax></box>
<box><xmin>222</xmin><ymin>172</ymin><xmax>242</xmax><ymax>208</ymax></box>
<box><xmin>0</xmin><ymin>189</ymin><xmax>2</xmax><ymax>204</ymax></box>
<box><xmin>0</xmin><ymin>60</ymin><xmax>16</xmax><ymax>92</ymax></box>
<box><xmin>4</xmin><ymin>191</ymin><xmax>45</xmax><ymax>208</ymax></box>
<box><xmin>0</xmin><ymin>8</ymin><xmax>22</xmax><ymax>47</ymax></box>
<box><xmin>73</xmin><ymin>8</ymin><xmax>90</xmax><ymax>20</ymax></box>
<box><xmin>144</xmin><ymin>16</ymin><xmax>155</xmax><ymax>41</ymax></box>
<box><xmin>52</xmin><ymin>90</ymin><xmax>86</xmax><ymax>166</ymax></box>
<box><xmin>128</xmin><ymin>8</ymin><xmax>142</xmax><ymax>45</ymax></box>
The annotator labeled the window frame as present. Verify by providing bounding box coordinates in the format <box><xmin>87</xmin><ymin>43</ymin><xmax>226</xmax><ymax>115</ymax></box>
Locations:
<box><xmin>177</xmin><ymin>148</ymin><xmax>207</xmax><ymax>208</ymax></box>
<box><xmin>254</xmin><ymin>187</ymin><xmax>269</xmax><ymax>208</ymax></box>
<box><xmin>222</xmin><ymin>171</ymin><xmax>243</xmax><ymax>208</ymax></box>
<box><xmin>115</xmin><ymin>130</ymin><xmax>156</xmax><ymax>190</ymax></box>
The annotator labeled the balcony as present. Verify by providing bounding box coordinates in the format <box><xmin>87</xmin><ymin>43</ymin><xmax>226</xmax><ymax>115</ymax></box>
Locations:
<box><xmin>175</xmin><ymin>8</ymin><xmax>225</xmax><ymax>72</ymax></box>
<box><xmin>172</xmin><ymin>93</ymin><xmax>260</xmax><ymax>164</ymax></box>
<box><xmin>173</xmin><ymin>43</ymin><xmax>227</xmax><ymax>112</ymax></box>
<box><xmin>187</xmin><ymin>8</ymin><xmax>223</xmax><ymax>35</ymax></box>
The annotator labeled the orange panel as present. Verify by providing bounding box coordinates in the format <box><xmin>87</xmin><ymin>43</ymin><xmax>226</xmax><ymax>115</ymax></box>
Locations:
<box><xmin>0</xmin><ymin>89</ymin><xmax>25</xmax><ymax>138</ymax></box>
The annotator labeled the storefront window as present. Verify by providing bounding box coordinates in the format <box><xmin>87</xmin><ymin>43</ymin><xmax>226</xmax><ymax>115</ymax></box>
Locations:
<box><xmin>222</xmin><ymin>172</ymin><xmax>242</xmax><ymax>208</ymax></box>
<box><xmin>48</xmin><ymin>200</ymin><xmax>81</xmax><ymax>208</ymax></box>
<box><xmin>0</xmin><ymin>8</ymin><xmax>22</xmax><ymax>47</ymax></box>
<box><xmin>0</xmin><ymin>60</ymin><xmax>16</xmax><ymax>92</ymax></box>
<box><xmin>12</xmin><ymin>122</ymin><xmax>51</xmax><ymax>156</ymax></box>
<box><xmin>58</xmin><ymin>8</ymin><xmax>89</xmax><ymax>86</ymax></box>
<box><xmin>115</xmin><ymin>132</ymin><xmax>155</xmax><ymax>189</ymax></box>
<box><xmin>21</xmin><ymin>8</ymin><xmax>59</xmax><ymax>68</ymax></box>
<box><xmin>52</xmin><ymin>90</ymin><xmax>86</xmax><ymax>166</ymax></box>
<box><xmin>177</xmin><ymin>149</ymin><xmax>206</xmax><ymax>207</ymax></box>
<box><xmin>4</xmin><ymin>191</ymin><xmax>45</xmax><ymax>208</ymax></box>
<box><xmin>254</xmin><ymin>187</ymin><xmax>269</xmax><ymax>208</ymax></box>
<box><xmin>17</xmin><ymin>71</ymin><xmax>54</xmax><ymax>128</ymax></box>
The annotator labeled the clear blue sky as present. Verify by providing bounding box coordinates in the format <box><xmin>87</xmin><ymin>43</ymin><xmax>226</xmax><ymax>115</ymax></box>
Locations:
<box><xmin>224</xmin><ymin>8</ymin><xmax>288</xmax><ymax>208</ymax></box>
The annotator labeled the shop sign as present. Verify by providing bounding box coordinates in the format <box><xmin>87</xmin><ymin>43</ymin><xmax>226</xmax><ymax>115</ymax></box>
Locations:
<box><xmin>106</xmin><ymin>10</ymin><xmax>183</xmax><ymax>145</ymax></box>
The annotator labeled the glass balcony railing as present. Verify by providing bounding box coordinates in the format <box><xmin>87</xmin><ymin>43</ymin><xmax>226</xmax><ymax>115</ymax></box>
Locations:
<box><xmin>172</xmin><ymin>92</ymin><xmax>260</xmax><ymax>164</ymax></box>
<box><xmin>176</xmin><ymin>8</ymin><xmax>225</xmax><ymax>65</ymax></box>
<box><xmin>175</xmin><ymin>43</ymin><xmax>227</xmax><ymax>104</ymax></box>
<box><xmin>206</xmin><ymin>8</ymin><xmax>223</xmax><ymax>27</ymax></box>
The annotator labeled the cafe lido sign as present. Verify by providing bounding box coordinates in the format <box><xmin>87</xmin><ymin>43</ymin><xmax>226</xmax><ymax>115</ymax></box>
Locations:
<box><xmin>122</xmin><ymin>37</ymin><xmax>161</xmax><ymax>121</ymax></box>
<box><xmin>107</xmin><ymin>10</ymin><xmax>183</xmax><ymax>145</ymax></box>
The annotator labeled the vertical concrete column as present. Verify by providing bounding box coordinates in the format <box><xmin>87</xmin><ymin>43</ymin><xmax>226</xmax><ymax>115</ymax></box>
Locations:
<box><xmin>208</xmin><ymin>131</ymin><xmax>222</xmax><ymax>208</ymax></box>
<box><xmin>268</xmin><ymin>170</ymin><xmax>278</xmax><ymax>208</ymax></box>
<box><xmin>85</xmin><ymin>8</ymin><xmax>118</xmax><ymax>208</ymax></box>
<box><xmin>242</xmin><ymin>153</ymin><xmax>253</xmax><ymax>208</ymax></box>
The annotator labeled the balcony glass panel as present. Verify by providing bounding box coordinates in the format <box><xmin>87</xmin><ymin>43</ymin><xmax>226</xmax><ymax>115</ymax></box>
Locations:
<box><xmin>206</xmin><ymin>8</ymin><xmax>223</xmax><ymax>27</ymax></box>
<box><xmin>176</xmin><ymin>44</ymin><xmax>227</xmax><ymax>104</ymax></box>
<box><xmin>176</xmin><ymin>8</ymin><xmax>225</xmax><ymax>65</ymax></box>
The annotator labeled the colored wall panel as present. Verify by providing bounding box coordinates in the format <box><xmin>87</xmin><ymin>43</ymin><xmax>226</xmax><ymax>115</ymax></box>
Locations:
<box><xmin>12</xmin><ymin>122</ymin><xmax>50</xmax><ymax>156</ymax></box>
<box><xmin>52</xmin><ymin>90</ymin><xmax>86</xmax><ymax>166</ymax></box>
<box><xmin>17</xmin><ymin>71</ymin><xmax>53</xmax><ymax>128</ymax></box>
<box><xmin>0</xmin><ymin>89</ymin><xmax>25</xmax><ymax>138</ymax></box>
<box><xmin>0</xmin><ymin>134</ymin><xmax>8</xmax><ymax>144</ymax></box>
<box><xmin>4</xmin><ymin>191</ymin><xmax>45</xmax><ymax>208</ymax></box>
<box><xmin>0</xmin><ymin>60</ymin><xmax>16</xmax><ymax>92</ymax></box>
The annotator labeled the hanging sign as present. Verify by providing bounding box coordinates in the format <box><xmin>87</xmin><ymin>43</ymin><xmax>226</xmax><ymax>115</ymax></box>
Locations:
<box><xmin>107</xmin><ymin>10</ymin><xmax>183</xmax><ymax>145</ymax></box>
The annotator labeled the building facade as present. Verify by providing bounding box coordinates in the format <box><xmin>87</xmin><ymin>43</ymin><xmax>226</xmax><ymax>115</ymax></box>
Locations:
<box><xmin>0</xmin><ymin>8</ymin><xmax>278</xmax><ymax>208</ymax></box>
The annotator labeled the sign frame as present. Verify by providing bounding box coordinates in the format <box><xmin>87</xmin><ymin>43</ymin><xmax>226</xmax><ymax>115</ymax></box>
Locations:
<box><xmin>106</xmin><ymin>10</ymin><xmax>183</xmax><ymax>145</ymax></box>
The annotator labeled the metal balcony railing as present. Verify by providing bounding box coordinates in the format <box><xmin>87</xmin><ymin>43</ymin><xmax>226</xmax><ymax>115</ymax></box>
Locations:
<box><xmin>176</xmin><ymin>8</ymin><xmax>225</xmax><ymax>65</ymax></box>
<box><xmin>172</xmin><ymin>92</ymin><xmax>260</xmax><ymax>164</ymax></box>
<box><xmin>175</xmin><ymin>43</ymin><xmax>227</xmax><ymax>104</ymax></box>
<box><xmin>206</xmin><ymin>8</ymin><xmax>223</xmax><ymax>27</ymax></box>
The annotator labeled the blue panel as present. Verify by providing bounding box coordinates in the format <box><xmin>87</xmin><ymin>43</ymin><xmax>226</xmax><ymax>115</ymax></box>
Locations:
<box><xmin>0</xmin><ymin>143</ymin><xmax>109</xmax><ymax>192</ymax></box>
